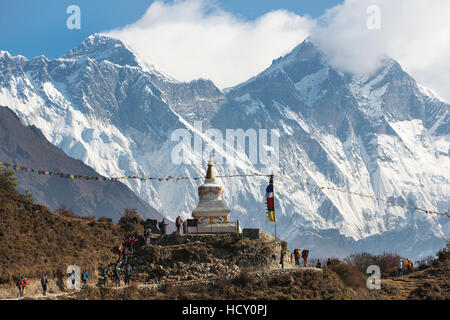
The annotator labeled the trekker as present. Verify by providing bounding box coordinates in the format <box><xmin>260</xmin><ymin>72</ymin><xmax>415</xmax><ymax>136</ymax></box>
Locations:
<box><xmin>326</xmin><ymin>258</ymin><xmax>331</xmax><ymax>267</ymax></box>
<box><xmin>293</xmin><ymin>249</ymin><xmax>301</xmax><ymax>266</ymax></box>
<box><xmin>114</xmin><ymin>267</ymin><xmax>121</xmax><ymax>287</ymax></box>
<box><xmin>398</xmin><ymin>259</ymin><xmax>404</xmax><ymax>276</ymax></box>
<box><xmin>41</xmin><ymin>274</ymin><xmax>48</xmax><ymax>296</ymax></box>
<box><xmin>302</xmin><ymin>249</ymin><xmax>309</xmax><ymax>267</ymax></box>
<box><xmin>81</xmin><ymin>270</ymin><xmax>91</xmax><ymax>289</ymax></box>
<box><xmin>101</xmin><ymin>266</ymin><xmax>109</xmax><ymax>287</ymax></box>
<box><xmin>406</xmin><ymin>258</ymin><xmax>413</xmax><ymax>274</ymax></box>
<box><xmin>125</xmin><ymin>264</ymin><xmax>132</xmax><ymax>286</ymax></box>
<box><xmin>130</xmin><ymin>237</ymin><xmax>138</xmax><ymax>250</ymax></box>
<box><xmin>159</xmin><ymin>218</ymin><xmax>169</xmax><ymax>235</ymax></box>
<box><xmin>176</xmin><ymin>216</ymin><xmax>183</xmax><ymax>234</ymax></box>
<box><xmin>69</xmin><ymin>270</ymin><xmax>76</xmax><ymax>291</ymax></box>
<box><xmin>144</xmin><ymin>227</ymin><xmax>151</xmax><ymax>239</ymax></box>
<box><xmin>17</xmin><ymin>276</ymin><xmax>27</xmax><ymax>298</ymax></box>
<box><xmin>316</xmin><ymin>259</ymin><xmax>322</xmax><ymax>268</ymax></box>
<box><xmin>280</xmin><ymin>250</ymin><xmax>285</xmax><ymax>269</ymax></box>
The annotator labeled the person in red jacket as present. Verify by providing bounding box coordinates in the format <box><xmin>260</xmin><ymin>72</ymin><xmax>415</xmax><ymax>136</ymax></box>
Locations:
<box><xmin>176</xmin><ymin>216</ymin><xmax>183</xmax><ymax>234</ymax></box>
<box><xmin>302</xmin><ymin>249</ymin><xmax>309</xmax><ymax>267</ymax></box>
<box><xmin>17</xmin><ymin>276</ymin><xmax>28</xmax><ymax>298</ymax></box>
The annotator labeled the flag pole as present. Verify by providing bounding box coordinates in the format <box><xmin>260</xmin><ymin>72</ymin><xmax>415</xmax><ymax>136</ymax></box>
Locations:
<box><xmin>272</xmin><ymin>174</ymin><xmax>277</xmax><ymax>241</ymax></box>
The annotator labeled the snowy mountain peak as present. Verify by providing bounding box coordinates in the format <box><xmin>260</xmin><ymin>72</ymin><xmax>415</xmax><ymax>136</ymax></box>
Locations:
<box><xmin>62</xmin><ymin>33</ymin><xmax>141</xmax><ymax>68</ymax></box>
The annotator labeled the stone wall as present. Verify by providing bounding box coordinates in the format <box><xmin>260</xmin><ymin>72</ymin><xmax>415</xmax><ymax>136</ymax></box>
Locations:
<box><xmin>243</xmin><ymin>228</ymin><xmax>275</xmax><ymax>241</ymax></box>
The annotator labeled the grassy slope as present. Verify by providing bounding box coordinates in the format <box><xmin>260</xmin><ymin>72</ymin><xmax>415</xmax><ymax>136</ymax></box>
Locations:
<box><xmin>0</xmin><ymin>169</ymin><xmax>129</xmax><ymax>284</ymax></box>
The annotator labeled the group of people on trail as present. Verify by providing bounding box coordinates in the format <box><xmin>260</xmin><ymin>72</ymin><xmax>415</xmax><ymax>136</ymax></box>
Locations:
<box><xmin>17</xmin><ymin>268</ymin><xmax>93</xmax><ymax>298</ymax></box>
<box><xmin>279</xmin><ymin>248</ymin><xmax>311</xmax><ymax>269</ymax></box>
<box><xmin>111</xmin><ymin>262</ymin><xmax>133</xmax><ymax>287</ymax></box>
<box><xmin>290</xmin><ymin>248</ymin><xmax>309</xmax><ymax>267</ymax></box>
<box><xmin>68</xmin><ymin>269</ymin><xmax>91</xmax><ymax>291</ymax></box>
<box><xmin>118</xmin><ymin>236</ymin><xmax>139</xmax><ymax>263</ymax></box>
<box><xmin>398</xmin><ymin>258</ymin><xmax>414</xmax><ymax>276</ymax></box>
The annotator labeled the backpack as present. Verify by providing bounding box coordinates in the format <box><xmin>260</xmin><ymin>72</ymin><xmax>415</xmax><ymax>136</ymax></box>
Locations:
<box><xmin>41</xmin><ymin>277</ymin><xmax>47</xmax><ymax>285</ymax></box>
<box><xmin>302</xmin><ymin>250</ymin><xmax>309</xmax><ymax>259</ymax></box>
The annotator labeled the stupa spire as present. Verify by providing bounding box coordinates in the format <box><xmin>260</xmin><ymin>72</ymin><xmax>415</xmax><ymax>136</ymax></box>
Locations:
<box><xmin>205</xmin><ymin>156</ymin><xmax>215</xmax><ymax>180</ymax></box>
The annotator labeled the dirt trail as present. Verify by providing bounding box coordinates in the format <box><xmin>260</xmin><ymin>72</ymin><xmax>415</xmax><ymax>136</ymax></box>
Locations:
<box><xmin>0</xmin><ymin>266</ymin><xmax>322</xmax><ymax>300</ymax></box>
<box><xmin>378</xmin><ymin>264</ymin><xmax>449</xmax><ymax>300</ymax></box>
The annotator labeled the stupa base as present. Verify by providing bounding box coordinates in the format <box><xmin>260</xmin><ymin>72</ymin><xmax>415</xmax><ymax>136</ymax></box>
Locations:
<box><xmin>185</xmin><ymin>223</ymin><xmax>241</xmax><ymax>234</ymax></box>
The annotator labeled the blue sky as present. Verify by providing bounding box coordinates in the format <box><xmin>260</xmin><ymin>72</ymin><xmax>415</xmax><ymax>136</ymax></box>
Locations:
<box><xmin>0</xmin><ymin>0</ymin><xmax>342</xmax><ymax>59</ymax></box>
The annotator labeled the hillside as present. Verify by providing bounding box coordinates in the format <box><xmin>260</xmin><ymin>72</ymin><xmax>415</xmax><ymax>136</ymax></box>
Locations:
<box><xmin>0</xmin><ymin>165</ymin><xmax>133</xmax><ymax>286</ymax></box>
<box><xmin>0</xmin><ymin>105</ymin><xmax>163</xmax><ymax>222</ymax></box>
<box><xmin>1</xmin><ymin>166</ymin><xmax>448</xmax><ymax>301</ymax></box>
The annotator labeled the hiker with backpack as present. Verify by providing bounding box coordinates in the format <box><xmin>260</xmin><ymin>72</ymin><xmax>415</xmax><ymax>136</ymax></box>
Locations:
<box><xmin>406</xmin><ymin>258</ymin><xmax>414</xmax><ymax>274</ymax></box>
<box><xmin>159</xmin><ymin>218</ymin><xmax>168</xmax><ymax>235</ymax></box>
<box><xmin>114</xmin><ymin>266</ymin><xmax>121</xmax><ymax>287</ymax></box>
<box><xmin>124</xmin><ymin>264</ymin><xmax>132</xmax><ymax>286</ymax></box>
<box><xmin>101</xmin><ymin>266</ymin><xmax>109</xmax><ymax>287</ymax></box>
<box><xmin>144</xmin><ymin>227</ymin><xmax>150</xmax><ymax>239</ymax></box>
<box><xmin>41</xmin><ymin>274</ymin><xmax>49</xmax><ymax>296</ymax></box>
<box><xmin>280</xmin><ymin>250</ymin><xmax>285</xmax><ymax>269</ymax></box>
<box><xmin>293</xmin><ymin>248</ymin><xmax>301</xmax><ymax>266</ymax></box>
<box><xmin>316</xmin><ymin>259</ymin><xmax>322</xmax><ymax>268</ymax></box>
<box><xmin>398</xmin><ymin>259</ymin><xmax>404</xmax><ymax>276</ymax></box>
<box><xmin>81</xmin><ymin>270</ymin><xmax>91</xmax><ymax>289</ymax></box>
<box><xmin>176</xmin><ymin>216</ymin><xmax>183</xmax><ymax>234</ymax></box>
<box><xmin>302</xmin><ymin>249</ymin><xmax>309</xmax><ymax>267</ymax></box>
<box><xmin>17</xmin><ymin>276</ymin><xmax>28</xmax><ymax>298</ymax></box>
<box><xmin>130</xmin><ymin>237</ymin><xmax>138</xmax><ymax>250</ymax></box>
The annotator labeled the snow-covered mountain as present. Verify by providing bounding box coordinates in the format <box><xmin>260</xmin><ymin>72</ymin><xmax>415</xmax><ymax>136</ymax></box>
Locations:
<box><xmin>0</xmin><ymin>34</ymin><xmax>448</xmax><ymax>260</ymax></box>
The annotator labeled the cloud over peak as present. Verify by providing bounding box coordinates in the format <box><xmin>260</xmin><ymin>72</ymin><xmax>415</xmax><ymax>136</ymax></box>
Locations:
<box><xmin>105</xmin><ymin>0</ymin><xmax>450</xmax><ymax>101</ymax></box>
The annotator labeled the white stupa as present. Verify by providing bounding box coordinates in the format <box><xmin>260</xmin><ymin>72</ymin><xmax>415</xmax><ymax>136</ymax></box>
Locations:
<box><xmin>187</xmin><ymin>159</ymin><xmax>240</xmax><ymax>234</ymax></box>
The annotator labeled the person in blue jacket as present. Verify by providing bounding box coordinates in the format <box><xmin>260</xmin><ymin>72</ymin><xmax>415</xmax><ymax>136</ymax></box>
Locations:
<box><xmin>81</xmin><ymin>270</ymin><xmax>91</xmax><ymax>289</ymax></box>
<box><xmin>159</xmin><ymin>218</ymin><xmax>169</xmax><ymax>235</ymax></box>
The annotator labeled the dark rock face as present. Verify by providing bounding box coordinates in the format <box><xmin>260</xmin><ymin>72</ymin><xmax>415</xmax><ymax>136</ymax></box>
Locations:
<box><xmin>0</xmin><ymin>106</ymin><xmax>163</xmax><ymax>221</ymax></box>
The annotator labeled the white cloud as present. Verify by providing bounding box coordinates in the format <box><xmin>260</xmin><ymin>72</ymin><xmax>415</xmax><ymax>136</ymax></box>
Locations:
<box><xmin>312</xmin><ymin>0</ymin><xmax>450</xmax><ymax>101</ymax></box>
<box><xmin>105</xmin><ymin>0</ymin><xmax>450</xmax><ymax>101</ymax></box>
<box><xmin>105</xmin><ymin>0</ymin><xmax>314</xmax><ymax>89</ymax></box>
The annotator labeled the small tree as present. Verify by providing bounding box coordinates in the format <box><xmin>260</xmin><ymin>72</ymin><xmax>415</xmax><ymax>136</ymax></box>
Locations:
<box><xmin>0</xmin><ymin>164</ymin><xmax>18</xmax><ymax>190</ymax></box>
<box><xmin>119</xmin><ymin>208</ymin><xmax>143</xmax><ymax>225</ymax></box>
<box><xmin>119</xmin><ymin>208</ymin><xmax>143</xmax><ymax>234</ymax></box>
<box><xmin>437</xmin><ymin>242</ymin><xmax>450</xmax><ymax>262</ymax></box>
<box><xmin>55</xmin><ymin>203</ymin><xmax>78</xmax><ymax>218</ymax></box>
